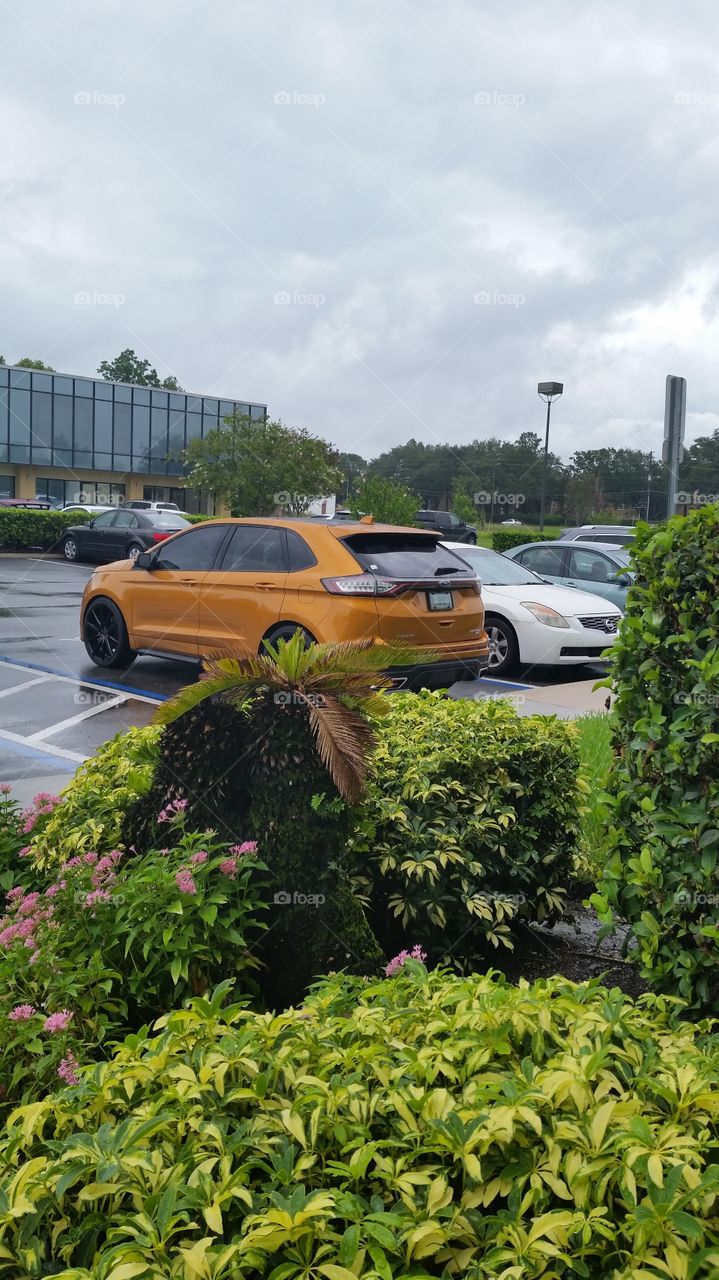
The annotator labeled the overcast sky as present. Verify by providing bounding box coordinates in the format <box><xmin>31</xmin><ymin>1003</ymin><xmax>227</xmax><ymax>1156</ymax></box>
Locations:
<box><xmin>2</xmin><ymin>0</ymin><xmax>718</xmax><ymax>462</ymax></box>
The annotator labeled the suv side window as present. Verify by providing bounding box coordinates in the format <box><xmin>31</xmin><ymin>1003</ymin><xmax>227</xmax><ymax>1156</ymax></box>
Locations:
<box><xmin>286</xmin><ymin>529</ymin><xmax>317</xmax><ymax>571</ymax></box>
<box><xmin>218</xmin><ymin>525</ymin><xmax>289</xmax><ymax>573</ymax></box>
<box><xmin>153</xmin><ymin>524</ymin><xmax>230</xmax><ymax>571</ymax></box>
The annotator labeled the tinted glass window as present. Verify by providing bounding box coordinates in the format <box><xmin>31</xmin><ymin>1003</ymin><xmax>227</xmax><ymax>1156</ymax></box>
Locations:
<box><xmin>287</xmin><ymin>529</ymin><xmax>317</xmax><ymax>571</ymax></box>
<box><xmin>580</xmin><ymin>533</ymin><xmax>635</xmax><ymax>545</ymax></box>
<box><xmin>569</xmin><ymin>548</ymin><xmax>613</xmax><ymax>582</ymax></box>
<box><xmin>153</xmin><ymin>524</ymin><xmax>227</xmax><ymax>570</ymax></box>
<box><xmin>93</xmin><ymin>511</ymin><xmax>117</xmax><ymax>528</ymax></box>
<box><xmin>113</xmin><ymin>511</ymin><xmax>138</xmax><ymax>529</ymax></box>
<box><xmin>519</xmin><ymin>545</ymin><xmax>566</xmax><ymax>576</ymax></box>
<box><xmin>219</xmin><ymin>525</ymin><xmax>288</xmax><ymax>573</ymax></box>
<box><xmin>143</xmin><ymin>512</ymin><xmax>190</xmax><ymax>529</ymax></box>
<box><xmin>343</xmin><ymin>533</ymin><xmax>473</xmax><ymax>578</ymax></box>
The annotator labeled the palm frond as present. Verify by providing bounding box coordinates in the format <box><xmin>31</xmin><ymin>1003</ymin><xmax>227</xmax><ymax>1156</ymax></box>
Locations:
<box><xmin>305</xmin><ymin>693</ymin><xmax>377</xmax><ymax>803</ymax></box>
<box><xmin>154</xmin><ymin>668</ymin><xmax>258</xmax><ymax>726</ymax></box>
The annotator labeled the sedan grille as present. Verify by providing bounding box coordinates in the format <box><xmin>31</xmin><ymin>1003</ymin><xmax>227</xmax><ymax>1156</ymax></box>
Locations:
<box><xmin>579</xmin><ymin>615</ymin><xmax>619</xmax><ymax>634</ymax></box>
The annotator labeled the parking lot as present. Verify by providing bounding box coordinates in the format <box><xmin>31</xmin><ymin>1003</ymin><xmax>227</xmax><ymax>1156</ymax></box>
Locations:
<box><xmin>0</xmin><ymin>555</ymin><xmax>610</xmax><ymax>801</ymax></box>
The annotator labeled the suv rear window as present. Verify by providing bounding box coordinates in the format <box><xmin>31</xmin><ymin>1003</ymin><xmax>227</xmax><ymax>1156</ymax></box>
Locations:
<box><xmin>343</xmin><ymin>533</ymin><xmax>475</xmax><ymax>579</ymax></box>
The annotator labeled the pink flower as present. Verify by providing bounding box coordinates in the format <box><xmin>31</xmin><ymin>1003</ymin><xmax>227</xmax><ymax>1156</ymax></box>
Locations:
<box><xmin>190</xmin><ymin>850</ymin><xmax>208</xmax><ymax>865</ymax></box>
<box><xmin>29</xmin><ymin>949</ymin><xmax>42</xmax><ymax>965</ymax></box>
<box><xmin>175</xmin><ymin>870</ymin><xmax>196</xmax><ymax>895</ymax></box>
<box><xmin>384</xmin><ymin>945</ymin><xmax>427</xmax><ymax>978</ymax></box>
<box><xmin>158</xmin><ymin>798</ymin><xmax>188</xmax><ymax>824</ymax></box>
<box><xmin>57</xmin><ymin>1052</ymin><xmax>79</xmax><ymax>1085</ymax></box>
<box><xmin>83</xmin><ymin>851</ymin><xmax>98</xmax><ymax>865</ymax></box>
<box><xmin>6</xmin><ymin>887</ymin><xmax>24</xmax><ymax>902</ymax></box>
<box><xmin>8</xmin><ymin>1004</ymin><xmax>35</xmax><ymax>1021</ymax></box>
<box><xmin>18</xmin><ymin>846</ymin><xmax>31</xmax><ymax>858</ymax></box>
<box><xmin>84</xmin><ymin>889</ymin><xmax>111</xmax><ymax>908</ymax></box>
<box><xmin>18</xmin><ymin>893</ymin><xmax>40</xmax><ymax>915</ymax></box>
<box><xmin>44</xmin><ymin>1010</ymin><xmax>73</xmax><ymax>1034</ymax></box>
<box><xmin>0</xmin><ymin>783</ymin><xmax>11</xmax><ymax>794</ymax></box>
<box><xmin>45</xmin><ymin>884</ymin><xmax>61</xmax><ymax>898</ymax></box>
<box><xmin>21</xmin><ymin>816</ymin><xmax>36</xmax><ymax>835</ymax></box>
<box><xmin>230</xmin><ymin>841</ymin><xmax>258</xmax><ymax>856</ymax></box>
<box><xmin>220</xmin><ymin>858</ymin><xmax>238</xmax><ymax>879</ymax></box>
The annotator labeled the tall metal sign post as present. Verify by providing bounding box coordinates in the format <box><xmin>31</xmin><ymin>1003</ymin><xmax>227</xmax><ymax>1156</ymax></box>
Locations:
<box><xmin>662</xmin><ymin>375</ymin><xmax>686</xmax><ymax>518</ymax></box>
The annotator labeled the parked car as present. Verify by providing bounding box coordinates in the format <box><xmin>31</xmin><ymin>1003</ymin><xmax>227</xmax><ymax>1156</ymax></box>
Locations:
<box><xmin>500</xmin><ymin>518</ymin><xmax>524</xmax><ymax>526</ymax></box>
<box><xmin>443</xmin><ymin>542</ymin><xmax>622</xmax><ymax>676</ymax></box>
<box><xmin>0</xmin><ymin>498</ymin><xmax>52</xmax><ymax>509</ymax></box>
<box><xmin>504</xmin><ymin>540</ymin><xmax>633</xmax><ymax>610</ymax></box>
<box><xmin>560</xmin><ymin>523</ymin><xmax>637</xmax><ymax>546</ymax></box>
<box><xmin>121</xmin><ymin>499</ymin><xmax>188</xmax><ymax>516</ymax></box>
<box><xmin>80</xmin><ymin>518</ymin><xmax>490</xmax><ymax>687</ymax></box>
<box><xmin>62</xmin><ymin>503</ymin><xmax>116</xmax><ymax>514</ymax></box>
<box><xmin>415</xmin><ymin>510</ymin><xmax>477</xmax><ymax>544</ymax></box>
<box><xmin>62</xmin><ymin>510</ymin><xmax>190</xmax><ymax>565</ymax></box>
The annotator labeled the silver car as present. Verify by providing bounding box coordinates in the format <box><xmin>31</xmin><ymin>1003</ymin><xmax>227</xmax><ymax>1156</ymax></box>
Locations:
<box><xmin>504</xmin><ymin>540</ymin><xmax>634</xmax><ymax>610</ymax></box>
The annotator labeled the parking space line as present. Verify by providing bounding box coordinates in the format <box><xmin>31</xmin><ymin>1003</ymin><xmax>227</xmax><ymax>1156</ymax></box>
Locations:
<box><xmin>0</xmin><ymin>729</ymin><xmax>86</xmax><ymax>765</ymax></box>
<box><xmin>27</xmin><ymin>695</ymin><xmax>127</xmax><ymax>743</ymax></box>
<box><xmin>0</xmin><ymin>736</ymin><xmax>80</xmax><ymax>772</ymax></box>
<box><xmin>0</xmin><ymin>675</ymin><xmax>54</xmax><ymax>700</ymax></box>
<box><xmin>0</xmin><ymin>657</ymin><xmax>165</xmax><ymax>704</ymax></box>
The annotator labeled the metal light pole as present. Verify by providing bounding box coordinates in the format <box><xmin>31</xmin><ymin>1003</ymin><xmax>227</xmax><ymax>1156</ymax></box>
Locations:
<box><xmin>537</xmin><ymin>382</ymin><xmax>563</xmax><ymax>533</ymax></box>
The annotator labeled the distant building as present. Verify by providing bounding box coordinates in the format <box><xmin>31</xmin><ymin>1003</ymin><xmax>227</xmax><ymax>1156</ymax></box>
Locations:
<box><xmin>0</xmin><ymin>363</ymin><xmax>266</xmax><ymax>513</ymax></box>
<box><xmin>307</xmin><ymin>495</ymin><xmax>337</xmax><ymax>517</ymax></box>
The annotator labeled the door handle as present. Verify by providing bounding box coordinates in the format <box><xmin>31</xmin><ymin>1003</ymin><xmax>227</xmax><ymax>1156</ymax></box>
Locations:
<box><xmin>255</xmin><ymin>581</ymin><xmax>279</xmax><ymax>590</ymax></box>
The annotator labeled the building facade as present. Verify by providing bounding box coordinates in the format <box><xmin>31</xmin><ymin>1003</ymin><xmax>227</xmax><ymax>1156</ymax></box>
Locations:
<box><xmin>0</xmin><ymin>364</ymin><xmax>266</xmax><ymax>513</ymax></box>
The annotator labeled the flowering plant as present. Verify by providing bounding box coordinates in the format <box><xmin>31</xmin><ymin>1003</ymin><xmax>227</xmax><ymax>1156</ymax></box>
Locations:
<box><xmin>0</xmin><ymin>818</ymin><xmax>266</xmax><ymax>1109</ymax></box>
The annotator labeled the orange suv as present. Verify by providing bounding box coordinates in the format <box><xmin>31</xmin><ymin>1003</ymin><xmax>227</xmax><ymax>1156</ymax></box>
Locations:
<box><xmin>80</xmin><ymin>517</ymin><xmax>489</xmax><ymax>686</ymax></box>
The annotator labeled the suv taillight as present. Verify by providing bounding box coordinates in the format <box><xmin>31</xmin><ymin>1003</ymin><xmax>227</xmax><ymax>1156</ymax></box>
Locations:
<box><xmin>321</xmin><ymin>574</ymin><xmax>404</xmax><ymax>597</ymax></box>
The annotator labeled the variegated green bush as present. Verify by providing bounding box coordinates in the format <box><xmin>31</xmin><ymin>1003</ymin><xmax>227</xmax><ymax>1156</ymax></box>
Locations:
<box><xmin>2</xmin><ymin>968</ymin><xmax>718</xmax><ymax>1278</ymax></box>
<box><xmin>352</xmin><ymin>692</ymin><xmax>584</xmax><ymax>958</ymax></box>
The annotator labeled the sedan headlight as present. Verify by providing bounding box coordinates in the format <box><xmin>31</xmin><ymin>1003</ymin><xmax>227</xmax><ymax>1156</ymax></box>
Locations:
<box><xmin>520</xmin><ymin>602</ymin><xmax>570</xmax><ymax>628</ymax></box>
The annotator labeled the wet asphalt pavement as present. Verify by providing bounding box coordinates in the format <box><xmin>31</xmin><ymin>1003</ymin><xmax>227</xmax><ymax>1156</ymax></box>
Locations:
<box><xmin>0</xmin><ymin>555</ymin><xmax>608</xmax><ymax>801</ymax></box>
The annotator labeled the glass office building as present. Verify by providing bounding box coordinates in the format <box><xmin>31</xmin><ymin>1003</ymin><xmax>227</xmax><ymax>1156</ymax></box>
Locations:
<box><xmin>0</xmin><ymin>364</ymin><xmax>266</xmax><ymax>512</ymax></box>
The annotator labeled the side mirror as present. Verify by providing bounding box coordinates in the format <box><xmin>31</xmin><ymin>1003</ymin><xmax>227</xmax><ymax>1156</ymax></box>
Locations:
<box><xmin>617</xmin><ymin>572</ymin><xmax>631</xmax><ymax>587</ymax></box>
<box><xmin>134</xmin><ymin>552</ymin><xmax>153</xmax><ymax>570</ymax></box>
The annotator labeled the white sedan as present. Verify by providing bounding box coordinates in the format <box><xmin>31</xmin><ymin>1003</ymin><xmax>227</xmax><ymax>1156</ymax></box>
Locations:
<box><xmin>442</xmin><ymin>542</ymin><xmax>622</xmax><ymax>677</ymax></box>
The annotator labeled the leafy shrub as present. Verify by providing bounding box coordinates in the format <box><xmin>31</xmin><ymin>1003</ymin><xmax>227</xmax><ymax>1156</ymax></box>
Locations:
<box><xmin>491</xmin><ymin>528</ymin><xmax>558</xmax><ymax>552</ymax></box>
<box><xmin>0</xmin><ymin>821</ymin><xmax>266</xmax><ymax>1107</ymax></box>
<box><xmin>185</xmin><ymin>512</ymin><xmax>213</xmax><ymax>524</ymax></box>
<box><xmin>0</xmin><ymin>507</ymin><xmax>91</xmax><ymax>551</ymax></box>
<box><xmin>2</xmin><ymin>967</ymin><xmax>719</xmax><ymax>1277</ymax></box>
<box><xmin>29</xmin><ymin>724</ymin><xmax>161</xmax><ymax>870</ymax></box>
<box><xmin>592</xmin><ymin>506</ymin><xmax>719</xmax><ymax>1011</ymax></box>
<box><xmin>573</xmin><ymin>712</ymin><xmax>614</xmax><ymax>886</ymax></box>
<box><xmin>352</xmin><ymin>691</ymin><xmax>583</xmax><ymax>957</ymax></box>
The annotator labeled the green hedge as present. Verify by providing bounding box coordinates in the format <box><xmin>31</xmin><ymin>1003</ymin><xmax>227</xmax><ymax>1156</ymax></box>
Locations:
<box><xmin>185</xmin><ymin>512</ymin><xmax>213</xmax><ymax>523</ymax></box>
<box><xmin>2</xmin><ymin>968</ymin><xmax>719</xmax><ymax>1276</ymax></box>
<box><xmin>352</xmin><ymin>691</ymin><xmax>582</xmax><ymax>957</ymax></box>
<box><xmin>492</xmin><ymin>528</ymin><xmax>558</xmax><ymax>552</ymax></box>
<box><xmin>592</xmin><ymin>506</ymin><xmax>719</xmax><ymax>1011</ymax></box>
<box><xmin>0</xmin><ymin>507</ymin><xmax>91</xmax><ymax>552</ymax></box>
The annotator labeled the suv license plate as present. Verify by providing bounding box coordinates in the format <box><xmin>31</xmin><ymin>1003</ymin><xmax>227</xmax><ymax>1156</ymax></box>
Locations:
<box><xmin>428</xmin><ymin>590</ymin><xmax>453</xmax><ymax>611</ymax></box>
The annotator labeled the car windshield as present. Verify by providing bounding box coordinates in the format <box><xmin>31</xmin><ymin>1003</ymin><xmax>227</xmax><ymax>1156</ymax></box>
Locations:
<box><xmin>450</xmin><ymin>546</ymin><xmax>544</xmax><ymax>586</ymax></box>
<box><xmin>343</xmin><ymin>533</ymin><xmax>475</xmax><ymax>578</ymax></box>
<box><xmin>143</xmin><ymin>512</ymin><xmax>190</xmax><ymax>529</ymax></box>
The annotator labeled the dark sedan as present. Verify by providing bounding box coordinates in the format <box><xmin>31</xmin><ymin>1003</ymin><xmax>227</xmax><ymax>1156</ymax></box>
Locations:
<box><xmin>61</xmin><ymin>509</ymin><xmax>190</xmax><ymax>564</ymax></box>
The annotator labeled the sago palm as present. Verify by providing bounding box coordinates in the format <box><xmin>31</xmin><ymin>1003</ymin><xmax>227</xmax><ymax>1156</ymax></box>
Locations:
<box><xmin>152</xmin><ymin>633</ymin><xmax>438</xmax><ymax>1008</ymax></box>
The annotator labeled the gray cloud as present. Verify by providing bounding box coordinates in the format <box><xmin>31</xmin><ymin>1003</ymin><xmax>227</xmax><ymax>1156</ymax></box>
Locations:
<box><xmin>1</xmin><ymin>0</ymin><xmax>717</xmax><ymax>460</ymax></box>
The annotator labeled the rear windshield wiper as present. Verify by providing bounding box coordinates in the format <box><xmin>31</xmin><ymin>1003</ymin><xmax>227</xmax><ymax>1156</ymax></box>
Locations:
<box><xmin>434</xmin><ymin>565</ymin><xmax>464</xmax><ymax>575</ymax></box>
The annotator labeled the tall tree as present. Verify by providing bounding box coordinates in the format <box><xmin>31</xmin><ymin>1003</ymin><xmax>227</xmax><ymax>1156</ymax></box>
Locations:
<box><xmin>349</xmin><ymin>474</ymin><xmax>419</xmax><ymax>525</ymax></box>
<box><xmin>182</xmin><ymin>415</ymin><xmax>341</xmax><ymax>516</ymax></box>
<box><xmin>98</xmin><ymin>348</ymin><xmax>182</xmax><ymax>390</ymax></box>
<box><xmin>12</xmin><ymin>357</ymin><xmax>55</xmax><ymax>371</ymax></box>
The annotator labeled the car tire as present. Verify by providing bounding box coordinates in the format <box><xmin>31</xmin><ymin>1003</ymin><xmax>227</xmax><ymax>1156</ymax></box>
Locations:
<box><xmin>62</xmin><ymin>536</ymin><xmax>80</xmax><ymax>562</ymax></box>
<box><xmin>466</xmin><ymin>532</ymin><xmax>477</xmax><ymax>545</ymax></box>
<box><xmin>484</xmin><ymin>614</ymin><xmax>519</xmax><ymax>677</ymax></box>
<box><xmin>126</xmin><ymin>542</ymin><xmax>144</xmax><ymax>563</ymax></box>
<box><xmin>261</xmin><ymin>623</ymin><xmax>317</xmax><ymax>654</ymax></box>
<box><xmin>83</xmin><ymin>597</ymin><xmax>136</xmax><ymax>669</ymax></box>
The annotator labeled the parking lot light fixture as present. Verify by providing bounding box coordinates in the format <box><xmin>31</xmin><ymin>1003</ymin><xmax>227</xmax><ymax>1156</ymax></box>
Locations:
<box><xmin>537</xmin><ymin>382</ymin><xmax>563</xmax><ymax>533</ymax></box>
